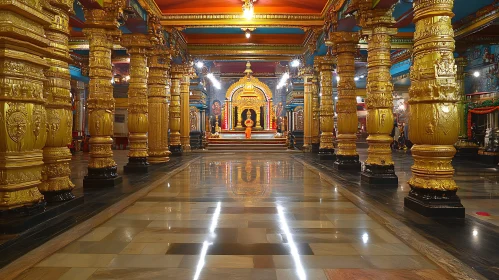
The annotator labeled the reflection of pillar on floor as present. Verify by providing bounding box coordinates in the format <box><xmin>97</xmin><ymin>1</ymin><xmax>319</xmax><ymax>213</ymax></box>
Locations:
<box><xmin>404</xmin><ymin>0</ymin><xmax>464</xmax><ymax>218</ymax></box>
<box><xmin>360</xmin><ymin>7</ymin><xmax>398</xmax><ymax>185</ymax></box>
<box><xmin>122</xmin><ymin>35</ymin><xmax>151</xmax><ymax>173</ymax></box>
<box><xmin>41</xmin><ymin>1</ymin><xmax>76</xmax><ymax>201</ymax></box>
<box><xmin>315</xmin><ymin>55</ymin><xmax>336</xmax><ymax>160</ymax></box>
<box><xmin>0</xmin><ymin>0</ymin><xmax>49</xmax><ymax>213</ymax></box>
<box><xmin>147</xmin><ymin>49</ymin><xmax>172</xmax><ymax>163</ymax></box>
<box><xmin>82</xmin><ymin>6</ymin><xmax>123</xmax><ymax>188</ymax></box>
<box><xmin>330</xmin><ymin>32</ymin><xmax>361</xmax><ymax>171</ymax></box>
<box><xmin>170</xmin><ymin>65</ymin><xmax>183</xmax><ymax>156</ymax></box>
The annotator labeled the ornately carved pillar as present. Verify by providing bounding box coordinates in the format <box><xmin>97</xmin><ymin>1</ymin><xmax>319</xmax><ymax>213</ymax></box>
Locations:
<box><xmin>122</xmin><ymin>35</ymin><xmax>150</xmax><ymax>173</ymax></box>
<box><xmin>361</xmin><ymin>8</ymin><xmax>398</xmax><ymax>184</ymax></box>
<box><xmin>40</xmin><ymin>0</ymin><xmax>75</xmax><ymax>202</ymax></box>
<box><xmin>316</xmin><ymin>55</ymin><xmax>336</xmax><ymax>160</ymax></box>
<box><xmin>300</xmin><ymin>67</ymin><xmax>314</xmax><ymax>152</ymax></box>
<box><xmin>311</xmin><ymin>76</ymin><xmax>321</xmax><ymax>153</ymax></box>
<box><xmin>73</xmin><ymin>80</ymin><xmax>85</xmax><ymax>138</ymax></box>
<box><xmin>330</xmin><ymin>32</ymin><xmax>361</xmax><ymax>171</ymax></box>
<box><xmin>169</xmin><ymin>65</ymin><xmax>183</xmax><ymax>156</ymax></box>
<box><xmin>147</xmin><ymin>49</ymin><xmax>171</xmax><ymax>163</ymax></box>
<box><xmin>82</xmin><ymin>7</ymin><xmax>123</xmax><ymax>187</ymax></box>
<box><xmin>405</xmin><ymin>0</ymin><xmax>464</xmax><ymax>217</ymax></box>
<box><xmin>0</xmin><ymin>0</ymin><xmax>49</xmax><ymax>212</ymax></box>
<box><xmin>180</xmin><ymin>67</ymin><xmax>193</xmax><ymax>152</ymax></box>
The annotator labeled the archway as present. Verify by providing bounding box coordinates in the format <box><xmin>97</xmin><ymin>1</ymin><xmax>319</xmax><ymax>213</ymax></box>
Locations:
<box><xmin>224</xmin><ymin>62</ymin><xmax>274</xmax><ymax>131</ymax></box>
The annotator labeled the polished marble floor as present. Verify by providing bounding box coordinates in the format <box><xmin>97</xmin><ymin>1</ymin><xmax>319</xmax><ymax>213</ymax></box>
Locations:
<box><xmin>16</xmin><ymin>154</ymin><xmax>452</xmax><ymax>280</ymax></box>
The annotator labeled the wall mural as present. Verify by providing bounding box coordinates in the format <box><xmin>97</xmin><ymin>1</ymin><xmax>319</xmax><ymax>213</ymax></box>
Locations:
<box><xmin>466</xmin><ymin>45</ymin><xmax>499</xmax><ymax>93</ymax></box>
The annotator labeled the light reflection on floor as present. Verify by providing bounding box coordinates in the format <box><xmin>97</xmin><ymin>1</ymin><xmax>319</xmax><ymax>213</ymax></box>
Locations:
<box><xmin>18</xmin><ymin>153</ymin><xmax>453</xmax><ymax>280</ymax></box>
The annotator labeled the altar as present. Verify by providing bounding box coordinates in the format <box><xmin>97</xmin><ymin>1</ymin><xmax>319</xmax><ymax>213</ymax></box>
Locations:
<box><xmin>222</xmin><ymin>62</ymin><xmax>274</xmax><ymax>131</ymax></box>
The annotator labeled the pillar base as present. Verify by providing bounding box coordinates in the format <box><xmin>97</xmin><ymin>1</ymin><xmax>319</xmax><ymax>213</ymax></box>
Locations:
<box><xmin>43</xmin><ymin>190</ymin><xmax>76</xmax><ymax>203</ymax></box>
<box><xmin>84</xmin><ymin>166</ymin><xmax>123</xmax><ymax>188</ymax></box>
<box><xmin>0</xmin><ymin>195</ymin><xmax>84</xmax><ymax>234</ymax></box>
<box><xmin>404</xmin><ymin>187</ymin><xmax>465</xmax><ymax>218</ymax></box>
<box><xmin>333</xmin><ymin>155</ymin><xmax>361</xmax><ymax>171</ymax></box>
<box><xmin>0</xmin><ymin>201</ymin><xmax>46</xmax><ymax>219</ymax></box>
<box><xmin>318</xmin><ymin>149</ymin><xmax>335</xmax><ymax>160</ymax></box>
<box><xmin>170</xmin><ymin>145</ymin><xmax>183</xmax><ymax>156</ymax></box>
<box><xmin>312</xmin><ymin>143</ymin><xmax>320</xmax><ymax>153</ymax></box>
<box><xmin>361</xmin><ymin>164</ymin><xmax>398</xmax><ymax>185</ymax></box>
<box><xmin>124</xmin><ymin>157</ymin><xmax>150</xmax><ymax>173</ymax></box>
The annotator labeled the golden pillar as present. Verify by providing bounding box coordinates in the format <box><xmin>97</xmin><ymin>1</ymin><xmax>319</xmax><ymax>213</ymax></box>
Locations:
<box><xmin>82</xmin><ymin>7</ymin><xmax>123</xmax><ymax>187</ymax></box>
<box><xmin>148</xmin><ymin>49</ymin><xmax>172</xmax><ymax>163</ymax></box>
<box><xmin>311</xmin><ymin>75</ymin><xmax>320</xmax><ymax>153</ymax></box>
<box><xmin>316</xmin><ymin>55</ymin><xmax>336</xmax><ymax>160</ymax></box>
<box><xmin>180</xmin><ymin>67</ymin><xmax>193</xmax><ymax>152</ymax></box>
<box><xmin>122</xmin><ymin>35</ymin><xmax>151</xmax><ymax>173</ymax></box>
<box><xmin>300</xmin><ymin>67</ymin><xmax>314</xmax><ymax>152</ymax></box>
<box><xmin>169</xmin><ymin>65</ymin><xmax>183</xmax><ymax>156</ymax></box>
<box><xmin>330</xmin><ymin>32</ymin><xmax>361</xmax><ymax>171</ymax></box>
<box><xmin>360</xmin><ymin>8</ymin><xmax>398</xmax><ymax>184</ymax></box>
<box><xmin>72</xmin><ymin>80</ymin><xmax>85</xmax><ymax>138</ymax></box>
<box><xmin>404</xmin><ymin>0</ymin><xmax>464</xmax><ymax>217</ymax></box>
<box><xmin>40</xmin><ymin>0</ymin><xmax>75</xmax><ymax>202</ymax></box>
<box><xmin>0</xmin><ymin>0</ymin><xmax>49</xmax><ymax>212</ymax></box>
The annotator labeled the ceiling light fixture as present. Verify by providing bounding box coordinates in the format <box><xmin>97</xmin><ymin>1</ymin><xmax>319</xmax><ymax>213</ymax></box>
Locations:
<box><xmin>242</xmin><ymin>0</ymin><xmax>256</xmax><ymax>20</ymax></box>
<box><xmin>195</xmin><ymin>61</ymin><xmax>204</xmax><ymax>69</ymax></box>
<box><xmin>242</xmin><ymin>27</ymin><xmax>255</xmax><ymax>39</ymax></box>
<box><xmin>277</xmin><ymin>72</ymin><xmax>290</xmax><ymax>89</ymax></box>
<box><xmin>473</xmin><ymin>71</ymin><xmax>480</xmax><ymax>78</ymax></box>
<box><xmin>207</xmin><ymin>73</ymin><xmax>221</xmax><ymax>90</ymax></box>
<box><xmin>290</xmin><ymin>59</ymin><xmax>300</xmax><ymax>68</ymax></box>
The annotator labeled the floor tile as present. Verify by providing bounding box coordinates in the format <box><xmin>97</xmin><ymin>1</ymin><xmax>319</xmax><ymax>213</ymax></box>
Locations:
<box><xmin>36</xmin><ymin>254</ymin><xmax>116</xmax><ymax>268</ymax></box>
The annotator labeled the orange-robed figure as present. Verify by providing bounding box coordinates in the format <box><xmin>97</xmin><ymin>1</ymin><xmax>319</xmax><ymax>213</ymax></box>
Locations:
<box><xmin>244</xmin><ymin>115</ymin><xmax>254</xmax><ymax>139</ymax></box>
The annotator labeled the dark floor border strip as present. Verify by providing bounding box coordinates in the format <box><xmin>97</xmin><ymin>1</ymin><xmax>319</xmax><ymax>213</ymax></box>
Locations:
<box><xmin>294</xmin><ymin>156</ymin><xmax>486</xmax><ymax>280</ymax></box>
<box><xmin>0</xmin><ymin>156</ymin><xmax>199</xmax><ymax>280</ymax></box>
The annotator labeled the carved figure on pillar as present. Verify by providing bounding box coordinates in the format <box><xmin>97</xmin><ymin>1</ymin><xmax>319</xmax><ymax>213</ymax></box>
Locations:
<box><xmin>404</xmin><ymin>0</ymin><xmax>464</xmax><ymax>217</ymax></box>
<box><xmin>315</xmin><ymin>55</ymin><xmax>336</xmax><ymax>160</ymax></box>
<box><xmin>169</xmin><ymin>65</ymin><xmax>183</xmax><ymax>156</ymax></box>
<box><xmin>122</xmin><ymin>34</ymin><xmax>151</xmax><ymax>173</ymax></box>
<box><xmin>360</xmin><ymin>7</ymin><xmax>398</xmax><ymax>185</ymax></box>
<box><xmin>40</xmin><ymin>0</ymin><xmax>76</xmax><ymax>202</ymax></box>
<box><xmin>148</xmin><ymin>48</ymin><xmax>172</xmax><ymax>163</ymax></box>
<box><xmin>82</xmin><ymin>3</ymin><xmax>127</xmax><ymax>188</ymax></box>
<box><xmin>0</xmin><ymin>0</ymin><xmax>51</xmax><ymax>213</ymax></box>
<box><xmin>329</xmin><ymin>32</ymin><xmax>361</xmax><ymax>171</ymax></box>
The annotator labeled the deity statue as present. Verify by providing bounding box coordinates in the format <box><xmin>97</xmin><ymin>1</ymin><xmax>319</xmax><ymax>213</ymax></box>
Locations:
<box><xmin>244</xmin><ymin>114</ymin><xmax>254</xmax><ymax>139</ymax></box>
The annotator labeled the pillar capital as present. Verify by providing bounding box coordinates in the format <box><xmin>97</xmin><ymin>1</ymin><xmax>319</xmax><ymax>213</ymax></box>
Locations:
<box><xmin>83</xmin><ymin>1</ymin><xmax>127</xmax><ymax>30</ymax></box>
<box><xmin>121</xmin><ymin>34</ymin><xmax>153</xmax><ymax>53</ymax></box>
<box><xmin>329</xmin><ymin>32</ymin><xmax>359</xmax><ymax>53</ymax></box>
<box><xmin>298</xmin><ymin>66</ymin><xmax>315</xmax><ymax>81</ymax></box>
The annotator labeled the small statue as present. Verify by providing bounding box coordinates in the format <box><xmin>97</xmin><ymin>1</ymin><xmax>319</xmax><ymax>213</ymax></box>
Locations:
<box><xmin>244</xmin><ymin>114</ymin><xmax>254</xmax><ymax>139</ymax></box>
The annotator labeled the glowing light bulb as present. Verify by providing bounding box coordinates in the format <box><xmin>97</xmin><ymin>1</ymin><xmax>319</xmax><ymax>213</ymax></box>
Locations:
<box><xmin>354</xmin><ymin>77</ymin><xmax>359</xmax><ymax>81</ymax></box>
<box><xmin>196</xmin><ymin>61</ymin><xmax>204</xmax><ymax>68</ymax></box>
<box><xmin>291</xmin><ymin>59</ymin><xmax>300</xmax><ymax>68</ymax></box>
<box><xmin>473</xmin><ymin>71</ymin><xmax>480</xmax><ymax>77</ymax></box>
<box><xmin>245</xmin><ymin>31</ymin><xmax>251</xmax><ymax>39</ymax></box>
<box><xmin>336</xmin><ymin>76</ymin><xmax>340</xmax><ymax>82</ymax></box>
